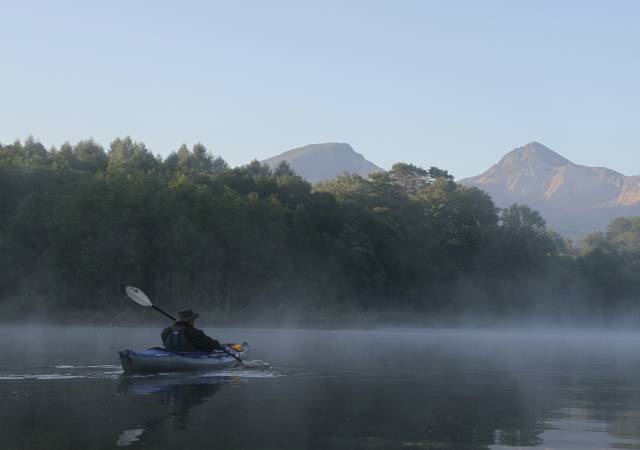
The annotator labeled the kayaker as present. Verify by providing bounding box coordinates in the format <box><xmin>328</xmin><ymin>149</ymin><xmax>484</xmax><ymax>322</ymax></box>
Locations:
<box><xmin>161</xmin><ymin>309</ymin><xmax>222</xmax><ymax>352</ymax></box>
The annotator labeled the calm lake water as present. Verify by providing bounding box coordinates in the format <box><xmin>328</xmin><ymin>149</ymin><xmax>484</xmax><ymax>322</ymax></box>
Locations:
<box><xmin>2</xmin><ymin>325</ymin><xmax>640</xmax><ymax>450</ymax></box>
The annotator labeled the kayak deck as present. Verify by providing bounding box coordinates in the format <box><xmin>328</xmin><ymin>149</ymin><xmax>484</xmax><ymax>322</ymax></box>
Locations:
<box><xmin>119</xmin><ymin>343</ymin><xmax>248</xmax><ymax>374</ymax></box>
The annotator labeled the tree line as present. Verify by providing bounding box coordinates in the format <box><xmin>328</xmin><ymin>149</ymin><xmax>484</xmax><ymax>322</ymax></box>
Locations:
<box><xmin>1</xmin><ymin>137</ymin><xmax>639</xmax><ymax>322</ymax></box>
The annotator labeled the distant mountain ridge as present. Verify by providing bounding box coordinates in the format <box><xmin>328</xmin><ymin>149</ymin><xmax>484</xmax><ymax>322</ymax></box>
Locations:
<box><xmin>460</xmin><ymin>142</ymin><xmax>640</xmax><ymax>237</ymax></box>
<box><xmin>262</xmin><ymin>143</ymin><xmax>383</xmax><ymax>183</ymax></box>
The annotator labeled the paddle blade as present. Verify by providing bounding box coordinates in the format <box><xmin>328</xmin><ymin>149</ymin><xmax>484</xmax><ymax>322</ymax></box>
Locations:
<box><xmin>125</xmin><ymin>286</ymin><xmax>153</xmax><ymax>307</ymax></box>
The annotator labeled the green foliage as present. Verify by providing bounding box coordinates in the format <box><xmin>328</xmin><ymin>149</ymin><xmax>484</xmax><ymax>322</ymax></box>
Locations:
<box><xmin>606</xmin><ymin>217</ymin><xmax>640</xmax><ymax>252</ymax></box>
<box><xmin>1</xmin><ymin>137</ymin><xmax>639</xmax><ymax>319</ymax></box>
<box><xmin>578</xmin><ymin>217</ymin><xmax>640</xmax><ymax>305</ymax></box>
<box><xmin>498</xmin><ymin>204</ymin><xmax>557</xmax><ymax>266</ymax></box>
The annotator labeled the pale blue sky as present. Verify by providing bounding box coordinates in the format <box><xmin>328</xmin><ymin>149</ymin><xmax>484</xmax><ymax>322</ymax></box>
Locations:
<box><xmin>1</xmin><ymin>1</ymin><xmax>638</xmax><ymax>178</ymax></box>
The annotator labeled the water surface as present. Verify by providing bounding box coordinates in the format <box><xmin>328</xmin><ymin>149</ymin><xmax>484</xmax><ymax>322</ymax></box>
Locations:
<box><xmin>2</xmin><ymin>326</ymin><xmax>640</xmax><ymax>449</ymax></box>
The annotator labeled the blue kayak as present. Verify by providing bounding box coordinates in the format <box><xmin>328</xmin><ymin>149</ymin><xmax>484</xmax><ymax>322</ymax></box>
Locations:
<box><xmin>119</xmin><ymin>344</ymin><xmax>248</xmax><ymax>373</ymax></box>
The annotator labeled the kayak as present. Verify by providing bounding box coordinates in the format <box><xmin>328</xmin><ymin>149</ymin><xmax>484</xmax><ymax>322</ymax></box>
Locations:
<box><xmin>118</xmin><ymin>343</ymin><xmax>249</xmax><ymax>374</ymax></box>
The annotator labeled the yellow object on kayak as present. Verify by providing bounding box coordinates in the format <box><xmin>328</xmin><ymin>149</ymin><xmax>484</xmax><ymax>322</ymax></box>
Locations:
<box><xmin>228</xmin><ymin>343</ymin><xmax>244</xmax><ymax>352</ymax></box>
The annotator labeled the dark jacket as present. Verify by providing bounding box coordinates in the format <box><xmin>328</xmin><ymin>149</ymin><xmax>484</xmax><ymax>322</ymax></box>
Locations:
<box><xmin>161</xmin><ymin>322</ymin><xmax>222</xmax><ymax>352</ymax></box>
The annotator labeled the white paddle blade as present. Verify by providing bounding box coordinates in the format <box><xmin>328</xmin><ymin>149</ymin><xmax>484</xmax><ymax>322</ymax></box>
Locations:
<box><xmin>125</xmin><ymin>286</ymin><xmax>153</xmax><ymax>307</ymax></box>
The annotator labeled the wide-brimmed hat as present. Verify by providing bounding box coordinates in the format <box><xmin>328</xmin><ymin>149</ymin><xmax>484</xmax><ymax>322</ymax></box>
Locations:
<box><xmin>177</xmin><ymin>309</ymin><xmax>199</xmax><ymax>321</ymax></box>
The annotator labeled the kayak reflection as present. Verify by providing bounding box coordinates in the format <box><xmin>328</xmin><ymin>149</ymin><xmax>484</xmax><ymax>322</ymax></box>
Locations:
<box><xmin>116</xmin><ymin>374</ymin><xmax>231</xmax><ymax>446</ymax></box>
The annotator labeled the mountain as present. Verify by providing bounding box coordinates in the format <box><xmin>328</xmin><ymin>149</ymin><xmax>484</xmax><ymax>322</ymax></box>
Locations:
<box><xmin>460</xmin><ymin>142</ymin><xmax>640</xmax><ymax>238</ymax></box>
<box><xmin>262</xmin><ymin>143</ymin><xmax>383</xmax><ymax>183</ymax></box>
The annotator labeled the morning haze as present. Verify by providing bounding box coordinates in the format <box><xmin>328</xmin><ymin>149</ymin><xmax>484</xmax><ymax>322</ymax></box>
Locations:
<box><xmin>2</xmin><ymin>2</ymin><xmax>640</xmax><ymax>450</ymax></box>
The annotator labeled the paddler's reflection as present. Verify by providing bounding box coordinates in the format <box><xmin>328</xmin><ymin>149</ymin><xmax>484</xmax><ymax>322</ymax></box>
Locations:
<box><xmin>160</xmin><ymin>381</ymin><xmax>220</xmax><ymax>429</ymax></box>
<box><xmin>116</xmin><ymin>375</ymin><xmax>230</xmax><ymax>446</ymax></box>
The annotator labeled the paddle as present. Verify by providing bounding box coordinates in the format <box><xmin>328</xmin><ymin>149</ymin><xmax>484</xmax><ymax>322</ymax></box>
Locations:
<box><xmin>124</xmin><ymin>286</ymin><xmax>244</xmax><ymax>366</ymax></box>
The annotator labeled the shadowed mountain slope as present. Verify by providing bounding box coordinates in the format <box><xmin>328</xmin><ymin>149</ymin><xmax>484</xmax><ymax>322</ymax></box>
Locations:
<box><xmin>262</xmin><ymin>143</ymin><xmax>383</xmax><ymax>183</ymax></box>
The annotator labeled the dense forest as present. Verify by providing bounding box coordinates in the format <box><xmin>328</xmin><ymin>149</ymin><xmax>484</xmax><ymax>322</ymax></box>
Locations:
<box><xmin>1</xmin><ymin>137</ymin><xmax>639</xmax><ymax>323</ymax></box>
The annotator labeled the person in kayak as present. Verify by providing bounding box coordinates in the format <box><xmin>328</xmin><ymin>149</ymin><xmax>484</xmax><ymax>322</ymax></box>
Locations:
<box><xmin>161</xmin><ymin>309</ymin><xmax>222</xmax><ymax>352</ymax></box>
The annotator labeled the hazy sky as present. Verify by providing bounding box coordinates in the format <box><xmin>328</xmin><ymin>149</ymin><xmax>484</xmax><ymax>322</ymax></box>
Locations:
<box><xmin>1</xmin><ymin>1</ymin><xmax>639</xmax><ymax>178</ymax></box>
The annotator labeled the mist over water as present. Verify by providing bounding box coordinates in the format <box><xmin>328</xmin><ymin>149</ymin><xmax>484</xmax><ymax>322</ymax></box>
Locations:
<box><xmin>2</xmin><ymin>325</ymin><xmax>640</xmax><ymax>449</ymax></box>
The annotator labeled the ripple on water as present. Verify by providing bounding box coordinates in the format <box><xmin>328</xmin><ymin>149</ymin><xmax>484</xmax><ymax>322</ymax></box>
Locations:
<box><xmin>0</xmin><ymin>360</ymin><xmax>279</xmax><ymax>381</ymax></box>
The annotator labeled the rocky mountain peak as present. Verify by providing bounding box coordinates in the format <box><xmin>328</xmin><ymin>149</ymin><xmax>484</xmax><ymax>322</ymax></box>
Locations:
<box><xmin>460</xmin><ymin>142</ymin><xmax>640</xmax><ymax>238</ymax></box>
<box><xmin>497</xmin><ymin>142</ymin><xmax>573</xmax><ymax>168</ymax></box>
